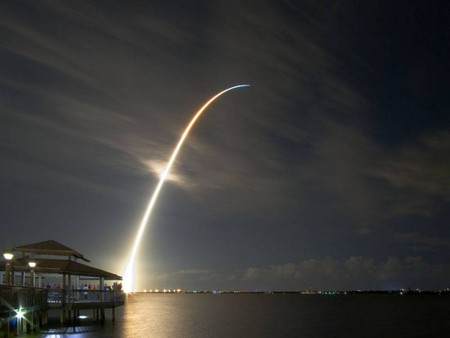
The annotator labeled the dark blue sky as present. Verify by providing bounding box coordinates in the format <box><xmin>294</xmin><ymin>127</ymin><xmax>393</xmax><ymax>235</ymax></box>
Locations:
<box><xmin>1</xmin><ymin>1</ymin><xmax>449</xmax><ymax>291</ymax></box>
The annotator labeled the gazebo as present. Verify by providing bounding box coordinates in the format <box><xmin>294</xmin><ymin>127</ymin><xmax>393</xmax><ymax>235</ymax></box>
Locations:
<box><xmin>1</xmin><ymin>240</ymin><xmax>121</xmax><ymax>288</ymax></box>
<box><xmin>1</xmin><ymin>240</ymin><xmax>124</xmax><ymax>330</ymax></box>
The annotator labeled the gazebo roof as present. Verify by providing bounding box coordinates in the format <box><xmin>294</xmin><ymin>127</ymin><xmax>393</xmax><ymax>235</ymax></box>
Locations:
<box><xmin>0</xmin><ymin>258</ymin><xmax>121</xmax><ymax>280</ymax></box>
<box><xmin>1</xmin><ymin>240</ymin><xmax>122</xmax><ymax>280</ymax></box>
<box><xmin>10</xmin><ymin>240</ymin><xmax>90</xmax><ymax>262</ymax></box>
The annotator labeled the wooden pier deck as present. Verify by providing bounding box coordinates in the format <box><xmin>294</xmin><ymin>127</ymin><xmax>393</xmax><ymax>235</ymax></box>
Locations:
<box><xmin>1</xmin><ymin>240</ymin><xmax>125</xmax><ymax>336</ymax></box>
<box><xmin>0</xmin><ymin>285</ymin><xmax>125</xmax><ymax>336</ymax></box>
<box><xmin>0</xmin><ymin>285</ymin><xmax>48</xmax><ymax>336</ymax></box>
<box><xmin>47</xmin><ymin>288</ymin><xmax>125</xmax><ymax>323</ymax></box>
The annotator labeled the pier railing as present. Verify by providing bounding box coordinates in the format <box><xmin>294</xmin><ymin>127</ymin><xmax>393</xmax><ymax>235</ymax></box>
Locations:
<box><xmin>1</xmin><ymin>286</ymin><xmax>124</xmax><ymax>314</ymax></box>
<box><xmin>0</xmin><ymin>285</ymin><xmax>48</xmax><ymax>315</ymax></box>
<box><xmin>1</xmin><ymin>285</ymin><xmax>124</xmax><ymax>332</ymax></box>
<box><xmin>47</xmin><ymin>289</ymin><xmax>125</xmax><ymax>308</ymax></box>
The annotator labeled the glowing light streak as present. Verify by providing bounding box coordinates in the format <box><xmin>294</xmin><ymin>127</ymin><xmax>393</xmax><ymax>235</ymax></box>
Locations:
<box><xmin>122</xmin><ymin>84</ymin><xmax>250</xmax><ymax>292</ymax></box>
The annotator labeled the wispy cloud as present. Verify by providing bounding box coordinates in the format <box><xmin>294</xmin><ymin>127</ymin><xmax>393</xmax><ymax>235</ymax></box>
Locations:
<box><xmin>239</xmin><ymin>256</ymin><xmax>449</xmax><ymax>290</ymax></box>
<box><xmin>1</xmin><ymin>0</ymin><xmax>449</xmax><ymax>292</ymax></box>
<box><xmin>146</xmin><ymin>255</ymin><xmax>450</xmax><ymax>291</ymax></box>
<box><xmin>394</xmin><ymin>232</ymin><xmax>450</xmax><ymax>251</ymax></box>
<box><xmin>370</xmin><ymin>130</ymin><xmax>450</xmax><ymax>216</ymax></box>
<box><xmin>2</xmin><ymin>0</ymin><xmax>448</xmax><ymax>223</ymax></box>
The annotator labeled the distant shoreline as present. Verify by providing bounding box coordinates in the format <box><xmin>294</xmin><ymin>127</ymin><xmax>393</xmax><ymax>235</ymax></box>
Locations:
<box><xmin>132</xmin><ymin>289</ymin><xmax>450</xmax><ymax>295</ymax></box>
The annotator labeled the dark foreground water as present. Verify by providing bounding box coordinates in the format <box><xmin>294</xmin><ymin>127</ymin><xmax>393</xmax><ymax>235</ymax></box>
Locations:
<box><xmin>35</xmin><ymin>293</ymin><xmax>450</xmax><ymax>337</ymax></box>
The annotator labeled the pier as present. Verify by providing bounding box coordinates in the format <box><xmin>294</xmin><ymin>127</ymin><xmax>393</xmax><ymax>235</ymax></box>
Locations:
<box><xmin>0</xmin><ymin>240</ymin><xmax>125</xmax><ymax>336</ymax></box>
<box><xmin>0</xmin><ymin>285</ymin><xmax>47</xmax><ymax>336</ymax></box>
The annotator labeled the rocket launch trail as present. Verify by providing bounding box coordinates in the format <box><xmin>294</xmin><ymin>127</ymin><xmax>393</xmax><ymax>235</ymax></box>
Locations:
<box><xmin>122</xmin><ymin>84</ymin><xmax>250</xmax><ymax>292</ymax></box>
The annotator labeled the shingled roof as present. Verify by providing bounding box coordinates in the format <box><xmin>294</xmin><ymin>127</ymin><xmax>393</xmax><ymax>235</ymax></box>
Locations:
<box><xmin>1</xmin><ymin>240</ymin><xmax>122</xmax><ymax>280</ymax></box>
<box><xmin>11</xmin><ymin>240</ymin><xmax>90</xmax><ymax>262</ymax></box>
<box><xmin>0</xmin><ymin>258</ymin><xmax>121</xmax><ymax>280</ymax></box>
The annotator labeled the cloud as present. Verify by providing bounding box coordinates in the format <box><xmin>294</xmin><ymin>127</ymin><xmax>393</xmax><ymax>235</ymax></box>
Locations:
<box><xmin>300</xmin><ymin>118</ymin><xmax>450</xmax><ymax>226</ymax></box>
<box><xmin>394</xmin><ymin>232</ymin><xmax>450</xmax><ymax>251</ymax></box>
<box><xmin>242</xmin><ymin>258</ymin><xmax>342</xmax><ymax>286</ymax></box>
<box><xmin>0</xmin><ymin>1</ymin><xmax>366</xmax><ymax>207</ymax></box>
<box><xmin>144</xmin><ymin>160</ymin><xmax>187</xmax><ymax>185</ymax></box>
<box><xmin>239</xmin><ymin>255</ymin><xmax>450</xmax><ymax>290</ymax></box>
<box><xmin>145</xmin><ymin>255</ymin><xmax>450</xmax><ymax>291</ymax></box>
<box><xmin>370</xmin><ymin>130</ymin><xmax>450</xmax><ymax>217</ymax></box>
<box><xmin>3</xmin><ymin>0</ymin><xmax>448</xmax><ymax>225</ymax></box>
<box><xmin>173</xmin><ymin>269</ymin><xmax>212</xmax><ymax>276</ymax></box>
<box><xmin>151</xmin><ymin>268</ymin><xmax>223</xmax><ymax>288</ymax></box>
<box><xmin>2</xmin><ymin>0</ymin><xmax>449</xmax><ymax>294</ymax></box>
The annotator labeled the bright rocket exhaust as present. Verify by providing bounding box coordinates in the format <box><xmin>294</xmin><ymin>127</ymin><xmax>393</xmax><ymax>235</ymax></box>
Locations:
<box><xmin>122</xmin><ymin>84</ymin><xmax>250</xmax><ymax>292</ymax></box>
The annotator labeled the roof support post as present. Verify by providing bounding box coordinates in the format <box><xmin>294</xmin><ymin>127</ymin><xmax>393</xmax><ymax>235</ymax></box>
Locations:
<box><xmin>100</xmin><ymin>277</ymin><xmax>104</xmax><ymax>301</ymax></box>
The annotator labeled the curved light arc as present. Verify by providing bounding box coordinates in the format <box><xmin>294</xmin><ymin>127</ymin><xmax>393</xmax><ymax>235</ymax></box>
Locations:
<box><xmin>122</xmin><ymin>84</ymin><xmax>250</xmax><ymax>292</ymax></box>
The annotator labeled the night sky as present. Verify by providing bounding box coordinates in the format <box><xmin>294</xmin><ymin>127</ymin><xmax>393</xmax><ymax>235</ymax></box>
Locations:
<box><xmin>1</xmin><ymin>1</ymin><xmax>449</xmax><ymax>291</ymax></box>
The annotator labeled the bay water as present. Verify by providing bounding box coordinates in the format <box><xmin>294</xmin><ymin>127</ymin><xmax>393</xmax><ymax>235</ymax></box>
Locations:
<box><xmin>38</xmin><ymin>293</ymin><xmax>450</xmax><ymax>337</ymax></box>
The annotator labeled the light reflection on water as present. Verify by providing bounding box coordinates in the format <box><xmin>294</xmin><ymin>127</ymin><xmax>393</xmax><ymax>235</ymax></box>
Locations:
<box><xmin>34</xmin><ymin>293</ymin><xmax>450</xmax><ymax>337</ymax></box>
<box><xmin>39</xmin><ymin>321</ymin><xmax>110</xmax><ymax>337</ymax></box>
<box><xmin>120</xmin><ymin>293</ymin><xmax>190</xmax><ymax>337</ymax></box>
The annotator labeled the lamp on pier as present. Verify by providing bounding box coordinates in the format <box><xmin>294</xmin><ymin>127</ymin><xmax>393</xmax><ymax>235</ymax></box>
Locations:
<box><xmin>28</xmin><ymin>261</ymin><xmax>37</xmax><ymax>287</ymax></box>
<box><xmin>3</xmin><ymin>252</ymin><xmax>14</xmax><ymax>285</ymax></box>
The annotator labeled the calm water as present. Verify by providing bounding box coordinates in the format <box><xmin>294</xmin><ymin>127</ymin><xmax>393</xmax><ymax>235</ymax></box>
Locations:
<box><xmin>36</xmin><ymin>293</ymin><xmax>450</xmax><ymax>337</ymax></box>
